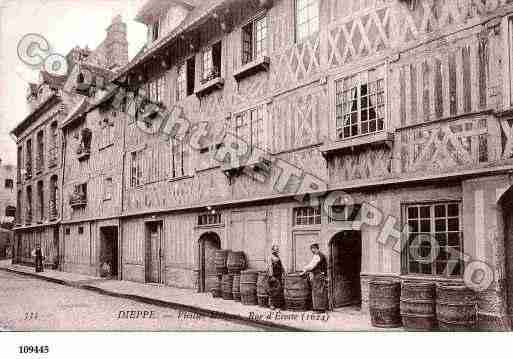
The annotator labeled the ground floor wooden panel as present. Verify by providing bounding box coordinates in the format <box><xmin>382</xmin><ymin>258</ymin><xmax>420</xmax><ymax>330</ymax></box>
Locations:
<box><xmin>13</xmin><ymin>225</ymin><xmax>58</xmax><ymax>269</ymax></box>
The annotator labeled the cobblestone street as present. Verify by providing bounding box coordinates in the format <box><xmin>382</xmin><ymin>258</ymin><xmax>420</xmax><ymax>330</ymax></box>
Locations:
<box><xmin>0</xmin><ymin>271</ymin><xmax>259</xmax><ymax>331</ymax></box>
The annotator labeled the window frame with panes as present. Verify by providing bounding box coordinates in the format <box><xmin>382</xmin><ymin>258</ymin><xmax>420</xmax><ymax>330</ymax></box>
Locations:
<box><xmin>201</xmin><ymin>42</ymin><xmax>222</xmax><ymax>82</ymax></box>
<box><xmin>241</xmin><ymin>15</ymin><xmax>268</xmax><ymax>65</ymax></box>
<box><xmin>170</xmin><ymin>139</ymin><xmax>190</xmax><ymax>180</ymax></box>
<box><xmin>232</xmin><ymin>104</ymin><xmax>267</xmax><ymax>153</ymax></box>
<box><xmin>295</xmin><ymin>0</ymin><xmax>319</xmax><ymax>43</ymax></box>
<box><xmin>335</xmin><ymin>65</ymin><xmax>386</xmax><ymax>140</ymax></box>
<box><xmin>293</xmin><ymin>206</ymin><xmax>321</xmax><ymax>226</ymax></box>
<box><xmin>130</xmin><ymin>150</ymin><xmax>143</xmax><ymax>188</ymax></box>
<box><xmin>403</xmin><ymin>202</ymin><xmax>464</xmax><ymax>278</ymax></box>
<box><xmin>176</xmin><ymin>58</ymin><xmax>196</xmax><ymax>101</ymax></box>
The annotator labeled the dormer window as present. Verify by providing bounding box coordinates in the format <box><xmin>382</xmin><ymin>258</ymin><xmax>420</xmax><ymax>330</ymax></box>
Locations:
<box><xmin>77</xmin><ymin>127</ymin><xmax>92</xmax><ymax>161</ymax></box>
<box><xmin>152</xmin><ymin>20</ymin><xmax>160</xmax><ymax>42</ymax></box>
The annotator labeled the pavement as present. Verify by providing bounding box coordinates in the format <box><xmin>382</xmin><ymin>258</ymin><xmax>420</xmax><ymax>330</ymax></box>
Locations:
<box><xmin>0</xmin><ymin>270</ymin><xmax>258</xmax><ymax>331</ymax></box>
<box><xmin>0</xmin><ymin>260</ymin><xmax>392</xmax><ymax>331</ymax></box>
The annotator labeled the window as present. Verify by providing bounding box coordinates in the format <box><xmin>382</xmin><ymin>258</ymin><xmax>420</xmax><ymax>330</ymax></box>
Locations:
<box><xmin>17</xmin><ymin>146</ymin><xmax>23</xmax><ymax>182</ymax></box>
<box><xmin>202</xmin><ymin>42</ymin><xmax>222</xmax><ymax>82</ymax></box>
<box><xmin>405</xmin><ymin>202</ymin><xmax>463</xmax><ymax>277</ymax></box>
<box><xmin>5</xmin><ymin>206</ymin><xmax>16</xmax><ymax>218</ymax></box>
<box><xmin>49</xmin><ymin>122</ymin><xmax>58</xmax><ymax>167</ymax></box>
<box><xmin>103</xmin><ymin>177</ymin><xmax>113</xmax><ymax>201</ymax></box>
<box><xmin>170</xmin><ymin>139</ymin><xmax>190</xmax><ymax>179</ymax></box>
<box><xmin>130</xmin><ymin>151</ymin><xmax>143</xmax><ymax>187</ymax></box>
<box><xmin>294</xmin><ymin>206</ymin><xmax>321</xmax><ymax>226</ymax></box>
<box><xmin>37</xmin><ymin>181</ymin><xmax>44</xmax><ymax>222</ymax></box>
<box><xmin>176</xmin><ymin>58</ymin><xmax>195</xmax><ymax>101</ymax></box>
<box><xmin>36</xmin><ymin>130</ymin><xmax>44</xmax><ymax>172</ymax></box>
<box><xmin>100</xmin><ymin>116</ymin><xmax>115</xmax><ymax>148</ymax></box>
<box><xmin>233</xmin><ymin>105</ymin><xmax>266</xmax><ymax>151</ymax></box>
<box><xmin>65</xmin><ymin>227</ymin><xmax>70</xmax><ymax>235</ymax></box>
<box><xmin>152</xmin><ymin>20</ymin><xmax>160</xmax><ymax>42</ymax></box>
<box><xmin>26</xmin><ymin>185</ymin><xmax>32</xmax><ymax>224</ymax></box>
<box><xmin>78</xmin><ymin>226</ymin><xmax>84</xmax><ymax>235</ymax></box>
<box><xmin>16</xmin><ymin>190</ymin><xmax>22</xmax><ymax>224</ymax></box>
<box><xmin>198</xmin><ymin>213</ymin><xmax>222</xmax><ymax>226</ymax></box>
<box><xmin>49</xmin><ymin>175</ymin><xmax>58</xmax><ymax>219</ymax></box>
<box><xmin>336</xmin><ymin>66</ymin><xmax>386</xmax><ymax>139</ymax></box>
<box><xmin>146</xmin><ymin>75</ymin><xmax>166</xmax><ymax>103</ymax></box>
<box><xmin>295</xmin><ymin>0</ymin><xmax>319</xmax><ymax>42</ymax></box>
<box><xmin>242</xmin><ymin>16</ymin><xmax>268</xmax><ymax>65</ymax></box>
<box><xmin>70</xmin><ymin>183</ymin><xmax>87</xmax><ymax>206</ymax></box>
<box><xmin>26</xmin><ymin>139</ymin><xmax>32</xmax><ymax>178</ymax></box>
<box><xmin>4</xmin><ymin>179</ymin><xmax>13</xmax><ymax>190</ymax></box>
<box><xmin>176</xmin><ymin>63</ymin><xmax>187</xmax><ymax>101</ymax></box>
<box><xmin>328</xmin><ymin>204</ymin><xmax>362</xmax><ymax>223</ymax></box>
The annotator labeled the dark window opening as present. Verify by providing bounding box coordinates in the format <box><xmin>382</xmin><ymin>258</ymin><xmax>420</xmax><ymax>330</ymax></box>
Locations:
<box><xmin>186</xmin><ymin>57</ymin><xmax>195</xmax><ymax>95</ymax></box>
<box><xmin>78</xmin><ymin>226</ymin><xmax>84</xmax><ymax>235</ymax></box>
<box><xmin>4</xmin><ymin>179</ymin><xmax>13</xmax><ymax>189</ymax></box>
<box><xmin>242</xmin><ymin>16</ymin><xmax>267</xmax><ymax>65</ymax></box>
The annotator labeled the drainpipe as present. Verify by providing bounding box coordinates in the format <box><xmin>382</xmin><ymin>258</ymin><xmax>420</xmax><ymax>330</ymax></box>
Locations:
<box><xmin>59</xmin><ymin>124</ymin><xmax>66</xmax><ymax>271</ymax></box>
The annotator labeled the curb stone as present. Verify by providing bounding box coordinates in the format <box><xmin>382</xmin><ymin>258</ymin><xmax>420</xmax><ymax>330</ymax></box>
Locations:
<box><xmin>0</xmin><ymin>267</ymin><xmax>302</xmax><ymax>331</ymax></box>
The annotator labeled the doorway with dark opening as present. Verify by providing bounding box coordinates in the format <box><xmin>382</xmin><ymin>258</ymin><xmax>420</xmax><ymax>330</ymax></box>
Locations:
<box><xmin>330</xmin><ymin>231</ymin><xmax>362</xmax><ymax>309</ymax></box>
<box><xmin>199</xmin><ymin>232</ymin><xmax>221</xmax><ymax>293</ymax></box>
<box><xmin>100</xmin><ymin>227</ymin><xmax>118</xmax><ymax>279</ymax></box>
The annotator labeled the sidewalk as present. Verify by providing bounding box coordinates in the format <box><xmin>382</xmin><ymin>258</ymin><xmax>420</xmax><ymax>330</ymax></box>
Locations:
<box><xmin>0</xmin><ymin>260</ymin><xmax>395</xmax><ymax>331</ymax></box>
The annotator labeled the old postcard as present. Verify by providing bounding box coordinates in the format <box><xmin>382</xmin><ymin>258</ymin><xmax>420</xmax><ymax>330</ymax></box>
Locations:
<box><xmin>1</xmin><ymin>0</ymin><xmax>513</xmax><ymax>351</ymax></box>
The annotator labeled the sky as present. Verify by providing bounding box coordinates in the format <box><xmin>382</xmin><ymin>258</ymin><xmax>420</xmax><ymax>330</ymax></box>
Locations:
<box><xmin>0</xmin><ymin>0</ymin><xmax>149</xmax><ymax>166</ymax></box>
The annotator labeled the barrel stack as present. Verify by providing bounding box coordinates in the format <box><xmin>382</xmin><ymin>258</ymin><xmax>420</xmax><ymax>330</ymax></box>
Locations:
<box><xmin>227</xmin><ymin>251</ymin><xmax>246</xmax><ymax>302</ymax></box>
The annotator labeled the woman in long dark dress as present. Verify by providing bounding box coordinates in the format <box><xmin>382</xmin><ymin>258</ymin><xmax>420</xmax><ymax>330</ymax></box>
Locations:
<box><xmin>267</xmin><ymin>244</ymin><xmax>285</xmax><ymax>310</ymax></box>
<box><xmin>32</xmin><ymin>245</ymin><xmax>44</xmax><ymax>273</ymax></box>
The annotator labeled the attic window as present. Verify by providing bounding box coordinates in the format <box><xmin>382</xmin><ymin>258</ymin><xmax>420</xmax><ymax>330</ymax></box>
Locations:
<box><xmin>152</xmin><ymin>20</ymin><xmax>160</xmax><ymax>41</ymax></box>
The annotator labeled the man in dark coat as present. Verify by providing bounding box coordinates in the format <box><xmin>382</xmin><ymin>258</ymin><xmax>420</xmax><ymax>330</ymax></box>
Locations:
<box><xmin>32</xmin><ymin>244</ymin><xmax>44</xmax><ymax>273</ymax></box>
<box><xmin>301</xmin><ymin>243</ymin><xmax>328</xmax><ymax>312</ymax></box>
<box><xmin>267</xmin><ymin>244</ymin><xmax>285</xmax><ymax>310</ymax></box>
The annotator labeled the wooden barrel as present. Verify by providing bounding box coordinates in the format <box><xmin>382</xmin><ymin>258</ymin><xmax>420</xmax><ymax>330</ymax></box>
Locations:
<box><xmin>215</xmin><ymin>250</ymin><xmax>230</xmax><ymax>275</ymax></box>
<box><xmin>240</xmin><ymin>270</ymin><xmax>259</xmax><ymax>305</ymax></box>
<box><xmin>369</xmin><ymin>280</ymin><xmax>402</xmax><ymax>328</ymax></box>
<box><xmin>400</xmin><ymin>281</ymin><xmax>436</xmax><ymax>330</ymax></box>
<box><xmin>436</xmin><ymin>284</ymin><xmax>476</xmax><ymax>331</ymax></box>
<box><xmin>257</xmin><ymin>271</ymin><xmax>269</xmax><ymax>307</ymax></box>
<box><xmin>221</xmin><ymin>274</ymin><xmax>234</xmax><ymax>300</ymax></box>
<box><xmin>232</xmin><ymin>273</ymin><xmax>241</xmax><ymax>302</ymax></box>
<box><xmin>227</xmin><ymin>251</ymin><xmax>246</xmax><ymax>273</ymax></box>
<box><xmin>206</xmin><ymin>274</ymin><xmax>222</xmax><ymax>298</ymax></box>
<box><xmin>284</xmin><ymin>273</ymin><xmax>311</xmax><ymax>311</ymax></box>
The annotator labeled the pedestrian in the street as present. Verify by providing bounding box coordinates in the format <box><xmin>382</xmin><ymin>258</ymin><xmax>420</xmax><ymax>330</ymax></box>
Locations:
<box><xmin>267</xmin><ymin>244</ymin><xmax>284</xmax><ymax>310</ymax></box>
<box><xmin>300</xmin><ymin>243</ymin><xmax>328</xmax><ymax>313</ymax></box>
<box><xmin>31</xmin><ymin>244</ymin><xmax>44</xmax><ymax>273</ymax></box>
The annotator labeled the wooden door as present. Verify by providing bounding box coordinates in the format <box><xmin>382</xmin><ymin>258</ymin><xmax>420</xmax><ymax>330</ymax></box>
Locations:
<box><xmin>505</xmin><ymin>203</ymin><xmax>513</xmax><ymax>315</ymax></box>
<box><xmin>200</xmin><ymin>234</ymin><xmax>220</xmax><ymax>292</ymax></box>
<box><xmin>146</xmin><ymin>222</ymin><xmax>162</xmax><ymax>284</ymax></box>
<box><xmin>331</xmin><ymin>231</ymin><xmax>362</xmax><ymax>308</ymax></box>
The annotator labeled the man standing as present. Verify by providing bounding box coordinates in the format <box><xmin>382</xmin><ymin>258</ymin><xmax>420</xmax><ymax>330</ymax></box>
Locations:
<box><xmin>31</xmin><ymin>244</ymin><xmax>44</xmax><ymax>273</ymax></box>
<box><xmin>301</xmin><ymin>244</ymin><xmax>328</xmax><ymax>312</ymax></box>
<box><xmin>267</xmin><ymin>244</ymin><xmax>285</xmax><ymax>310</ymax></box>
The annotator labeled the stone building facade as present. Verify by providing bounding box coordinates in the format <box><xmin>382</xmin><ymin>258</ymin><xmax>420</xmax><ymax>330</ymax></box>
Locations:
<box><xmin>11</xmin><ymin>0</ymin><xmax>513</xmax><ymax>330</ymax></box>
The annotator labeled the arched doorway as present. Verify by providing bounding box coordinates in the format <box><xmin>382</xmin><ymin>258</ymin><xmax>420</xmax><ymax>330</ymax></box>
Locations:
<box><xmin>330</xmin><ymin>231</ymin><xmax>362</xmax><ymax>309</ymax></box>
<box><xmin>500</xmin><ymin>187</ymin><xmax>513</xmax><ymax>318</ymax></box>
<box><xmin>198</xmin><ymin>232</ymin><xmax>221</xmax><ymax>293</ymax></box>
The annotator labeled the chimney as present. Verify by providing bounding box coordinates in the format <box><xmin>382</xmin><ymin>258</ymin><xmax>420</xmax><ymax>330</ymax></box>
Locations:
<box><xmin>105</xmin><ymin>15</ymin><xmax>129</xmax><ymax>68</ymax></box>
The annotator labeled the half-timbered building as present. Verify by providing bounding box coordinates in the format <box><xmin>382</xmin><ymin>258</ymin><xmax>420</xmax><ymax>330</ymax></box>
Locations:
<box><xmin>11</xmin><ymin>0</ymin><xmax>513</xmax><ymax>329</ymax></box>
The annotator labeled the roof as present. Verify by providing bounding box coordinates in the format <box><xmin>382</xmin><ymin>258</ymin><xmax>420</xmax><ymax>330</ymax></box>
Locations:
<box><xmin>40</xmin><ymin>70</ymin><xmax>67</xmax><ymax>89</ymax></box>
<box><xmin>61</xmin><ymin>97</ymin><xmax>89</xmax><ymax>129</ymax></box>
<box><xmin>115</xmin><ymin>0</ymin><xmax>228</xmax><ymax>80</ymax></box>
<box><xmin>11</xmin><ymin>93</ymin><xmax>61</xmax><ymax>138</ymax></box>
